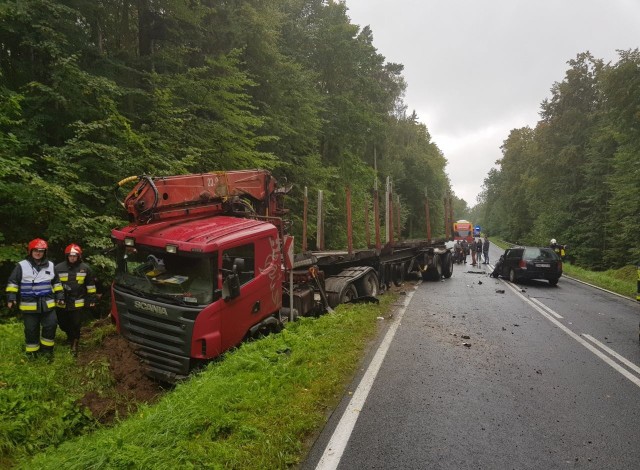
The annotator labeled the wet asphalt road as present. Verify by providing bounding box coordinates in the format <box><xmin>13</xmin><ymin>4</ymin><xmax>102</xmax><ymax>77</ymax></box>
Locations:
<box><xmin>303</xmin><ymin>243</ymin><xmax>640</xmax><ymax>470</ymax></box>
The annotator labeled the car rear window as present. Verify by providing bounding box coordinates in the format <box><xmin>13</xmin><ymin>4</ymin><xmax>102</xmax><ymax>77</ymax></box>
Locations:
<box><xmin>523</xmin><ymin>248</ymin><xmax>557</xmax><ymax>261</ymax></box>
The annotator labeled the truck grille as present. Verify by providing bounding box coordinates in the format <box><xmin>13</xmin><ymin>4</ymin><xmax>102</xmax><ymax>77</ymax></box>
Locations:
<box><xmin>114</xmin><ymin>290</ymin><xmax>197</xmax><ymax>382</ymax></box>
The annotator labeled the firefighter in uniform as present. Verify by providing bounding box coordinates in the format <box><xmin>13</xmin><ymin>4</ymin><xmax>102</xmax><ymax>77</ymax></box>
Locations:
<box><xmin>55</xmin><ymin>244</ymin><xmax>97</xmax><ymax>356</ymax></box>
<box><xmin>6</xmin><ymin>238</ymin><xmax>64</xmax><ymax>357</ymax></box>
<box><xmin>550</xmin><ymin>238</ymin><xmax>566</xmax><ymax>260</ymax></box>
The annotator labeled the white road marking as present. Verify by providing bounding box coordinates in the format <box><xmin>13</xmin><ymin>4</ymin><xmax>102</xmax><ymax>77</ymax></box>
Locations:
<box><xmin>582</xmin><ymin>334</ymin><xmax>640</xmax><ymax>376</ymax></box>
<box><xmin>315</xmin><ymin>288</ymin><xmax>417</xmax><ymax>470</ymax></box>
<box><xmin>530</xmin><ymin>297</ymin><xmax>563</xmax><ymax>319</ymax></box>
<box><xmin>503</xmin><ymin>281</ymin><xmax>640</xmax><ymax>389</ymax></box>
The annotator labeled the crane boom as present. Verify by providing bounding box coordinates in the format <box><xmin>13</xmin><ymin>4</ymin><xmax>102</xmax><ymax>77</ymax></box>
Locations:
<box><xmin>120</xmin><ymin>169</ymin><xmax>288</xmax><ymax>225</ymax></box>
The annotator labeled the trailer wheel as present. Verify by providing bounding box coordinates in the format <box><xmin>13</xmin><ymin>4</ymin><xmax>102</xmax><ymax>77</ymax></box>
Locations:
<box><xmin>423</xmin><ymin>254</ymin><xmax>442</xmax><ymax>281</ymax></box>
<box><xmin>442</xmin><ymin>252</ymin><xmax>453</xmax><ymax>279</ymax></box>
<box><xmin>340</xmin><ymin>284</ymin><xmax>358</xmax><ymax>303</ymax></box>
<box><xmin>393</xmin><ymin>263</ymin><xmax>405</xmax><ymax>286</ymax></box>
<box><xmin>382</xmin><ymin>263</ymin><xmax>392</xmax><ymax>289</ymax></box>
<box><xmin>359</xmin><ymin>271</ymin><xmax>379</xmax><ymax>297</ymax></box>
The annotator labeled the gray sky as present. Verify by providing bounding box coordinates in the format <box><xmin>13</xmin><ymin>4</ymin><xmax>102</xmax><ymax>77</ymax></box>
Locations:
<box><xmin>344</xmin><ymin>0</ymin><xmax>639</xmax><ymax>206</ymax></box>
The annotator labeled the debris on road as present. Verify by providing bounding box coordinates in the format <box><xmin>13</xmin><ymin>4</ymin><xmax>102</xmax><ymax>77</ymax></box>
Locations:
<box><xmin>496</xmin><ymin>289</ymin><xmax>505</xmax><ymax>294</ymax></box>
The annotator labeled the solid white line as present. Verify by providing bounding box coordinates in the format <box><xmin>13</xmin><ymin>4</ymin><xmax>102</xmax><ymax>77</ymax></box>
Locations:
<box><xmin>315</xmin><ymin>288</ymin><xmax>416</xmax><ymax>470</ymax></box>
<box><xmin>563</xmin><ymin>274</ymin><xmax>637</xmax><ymax>302</ymax></box>
<box><xmin>503</xmin><ymin>281</ymin><xmax>640</xmax><ymax>388</ymax></box>
<box><xmin>582</xmin><ymin>334</ymin><xmax>640</xmax><ymax>376</ymax></box>
<box><xmin>530</xmin><ymin>297</ymin><xmax>564</xmax><ymax>319</ymax></box>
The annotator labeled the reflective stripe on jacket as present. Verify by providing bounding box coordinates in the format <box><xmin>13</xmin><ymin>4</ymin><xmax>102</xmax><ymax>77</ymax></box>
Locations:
<box><xmin>6</xmin><ymin>260</ymin><xmax>63</xmax><ymax>312</ymax></box>
<box><xmin>55</xmin><ymin>261</ymin><xmax>97</xmax><ymax>311</ymax></box>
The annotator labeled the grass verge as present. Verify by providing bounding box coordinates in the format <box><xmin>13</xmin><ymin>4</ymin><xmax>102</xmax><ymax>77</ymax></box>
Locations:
<box><xmin>2</xmin><ymin>294</ymin><xmax>397</xmax><ymax>469</ymax></box>
<box><xmin>491</xmin><ymin>238</ymin><xmax>636</xmax><ymax>299</ymax></box>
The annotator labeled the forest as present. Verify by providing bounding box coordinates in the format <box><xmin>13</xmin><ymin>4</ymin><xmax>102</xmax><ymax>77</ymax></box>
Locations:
<box><xmin>475</xmin><ymin>51</ymin><xmax>640</xmax><ymax>270</ymax></box>
<box><xmin>0</xmin><ymin>0</ymin><xmax>451</xmax><ymax>291</ymax></box>
<box><xmin>1</xmin><ymin>0</ymin><xmax>637</xmax><ymax>290</ymax></box>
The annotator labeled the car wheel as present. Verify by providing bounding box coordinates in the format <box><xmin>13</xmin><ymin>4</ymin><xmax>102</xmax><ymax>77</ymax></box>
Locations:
<box><xmin>548</xmin><ymin>278</ymin><xmax>559</xmax><ymax>286</ymax></box>
<box><xmin>509</xmin><ymin>268</ymin><xmax>518</xmax><ymax>283</ymax></box>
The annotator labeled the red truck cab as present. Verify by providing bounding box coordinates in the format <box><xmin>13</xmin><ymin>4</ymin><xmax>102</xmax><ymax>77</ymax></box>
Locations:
<box><xmin>111</xmin><ymin>215</ymin><xmax>282</xmax><ymax>382</ymax></box>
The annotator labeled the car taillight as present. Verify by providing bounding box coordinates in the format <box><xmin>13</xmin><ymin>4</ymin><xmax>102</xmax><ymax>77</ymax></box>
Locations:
<box><xmin>519</xmin><ymin>259</ymin><xmax>527</xmax><ymax>269</ymax></box>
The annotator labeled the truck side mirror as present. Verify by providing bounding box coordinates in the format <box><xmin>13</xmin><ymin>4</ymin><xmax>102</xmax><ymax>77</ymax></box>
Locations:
<box><xmin>221</xmin><ymin>258</ymin><xmax>245</xmax><ymax>301</ymax></box>
<box><xmin>222</xmin><ymin>273</ymin><xmax>241</xmax><ymax>300</ymax></box>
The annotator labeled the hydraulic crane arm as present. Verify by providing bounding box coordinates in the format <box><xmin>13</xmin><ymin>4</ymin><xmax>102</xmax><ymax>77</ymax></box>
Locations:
<box><xmin>116</xmin><ymin>170</ymin><xmax>289</xmax><ymax>225</ymax></box>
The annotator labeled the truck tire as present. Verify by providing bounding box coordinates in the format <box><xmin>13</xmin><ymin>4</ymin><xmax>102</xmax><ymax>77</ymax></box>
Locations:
<box><xmin>442</xmin><ymin>252</ymin><xmax>453</xmax><ymax>279</ymax></box>
<box><xmin>422</xmin><ymin>254</ymin><xmax>442</xmax><ymax>282</ymax></box>
<box><xmin>358</xmin><ymin>271</ymin><xmax>379</xmax><ymax>297</ymax></box>
<box><xmin>393</xmin><ymin>263</ymin><xmax>405</xmax><ymax>286</ymax></box>
<box><xmin>340</xmin><ymin>284</ymin><xmax>358</xmax><ymax>303</ymax></box>
<box><xmin>382</xmin><ymin>263</ymin><xmax>392</xmax><ymax>290</ymax></box>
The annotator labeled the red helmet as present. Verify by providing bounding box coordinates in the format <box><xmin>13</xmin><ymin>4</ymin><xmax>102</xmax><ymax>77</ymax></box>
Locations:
<box><xmin>64</xmin><ymin>244</ymin><xmax>83</xmax><ymax>256</ymax></box>
<box><xmin>28</xmin><ymin>238</ymin><xmax>48</xmax><ymax>252</ymax></box>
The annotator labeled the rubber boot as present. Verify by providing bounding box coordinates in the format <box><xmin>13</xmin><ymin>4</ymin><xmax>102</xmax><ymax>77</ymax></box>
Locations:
<box><xmin>26</xmin><ymin>350</ymin><xmax>39</xmax><ymax>360</ymax></box>
<box><xmin>71</xmin><ymin>339</ymin><xmax>79</xmax><ymax>357</ymax></box>
<box><xmin>40</xmin><ymin>345</ymin><xmax>54</xmax><ymax>362</ymax></box>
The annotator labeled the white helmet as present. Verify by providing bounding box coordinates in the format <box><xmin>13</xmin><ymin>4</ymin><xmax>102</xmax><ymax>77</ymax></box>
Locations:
<box><xmin>550</xmin><ymin>238</ymin><xmax>556</xmax><ymax>244</ymax></box>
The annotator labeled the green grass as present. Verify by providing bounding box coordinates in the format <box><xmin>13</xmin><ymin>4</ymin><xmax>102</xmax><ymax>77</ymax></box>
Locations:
<box><xmin>491</xmin><ymin>237</ymin><xmax>637</xmax><ymax>299</ymax></box>
<box><xmin>561</xmin><ymin>264</ymin><xmax>637</xmax><ymax>298</ymax></box>
<box><xmin>2</xmin><ymin>295</ymin><xmax>397</xmax><ymax>469</ymax></box>
<box><xmin>0</xmin><ymin>320</ymin><xmax>102</xmax><ymax>468</ymax></box>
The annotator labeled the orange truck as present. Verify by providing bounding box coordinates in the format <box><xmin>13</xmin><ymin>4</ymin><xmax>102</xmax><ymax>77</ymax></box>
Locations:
<box><xmin>453</xmin><ymin>220</ymin><xmax>474</xmax><ymax>243</ymax></box>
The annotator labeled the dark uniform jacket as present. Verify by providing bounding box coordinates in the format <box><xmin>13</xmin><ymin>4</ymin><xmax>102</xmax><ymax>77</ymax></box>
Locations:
<box><xmin>54</xmin><ymin>260</ymin><xmax>97</xmax><ymax>310</ymax></box>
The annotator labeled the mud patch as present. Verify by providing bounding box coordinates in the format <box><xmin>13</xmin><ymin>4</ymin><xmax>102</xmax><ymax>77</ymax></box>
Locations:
<box><xmin>77</xmin><ymin>320</ymin><xmax>167</xmax><ymax>423</ymax></box>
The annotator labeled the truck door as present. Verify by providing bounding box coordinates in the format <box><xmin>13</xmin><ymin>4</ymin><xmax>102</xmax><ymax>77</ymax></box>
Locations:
<box><xmin>218</xmin><ymin>236</ymin><xmax>282</xmax><ymax>351</ymax></box>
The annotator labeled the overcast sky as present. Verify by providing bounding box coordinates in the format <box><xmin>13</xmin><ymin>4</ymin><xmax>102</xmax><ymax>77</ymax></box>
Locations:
<box><xmin>343</xmin><ymin>0</ymin><xmax>639</xmax><ymax>206</ymax></box>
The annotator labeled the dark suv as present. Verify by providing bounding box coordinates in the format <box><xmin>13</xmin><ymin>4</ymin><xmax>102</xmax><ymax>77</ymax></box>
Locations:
<box><xmin>499</xmin><ymin>246</ymin><xmax>562</xmax><ymax>286</ymax></box>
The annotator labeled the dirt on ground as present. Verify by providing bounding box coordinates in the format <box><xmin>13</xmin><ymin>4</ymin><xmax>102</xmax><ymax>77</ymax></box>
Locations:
<box><xmin>76</xmin><ymin>318</ymin><xmax>167</xmax><ymax>424</ymax></box>
<box><xmin>74</xmin><ymin>285</ymin><xmax>410</xmax><ymax>425</ymax></box>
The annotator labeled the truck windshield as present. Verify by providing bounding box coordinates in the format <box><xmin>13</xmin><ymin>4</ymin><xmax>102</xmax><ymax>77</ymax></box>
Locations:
<box><xmin>114</xmin><ymin>245</ymin><xmax>216</xmax><ymax>306</ymax></box>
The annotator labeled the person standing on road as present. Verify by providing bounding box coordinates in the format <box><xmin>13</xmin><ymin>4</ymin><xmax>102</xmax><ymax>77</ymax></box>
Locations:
<box><xmin>460</xmin><ymin>239</ymin><xmax>468</xmax><ymax>264</ymax></box>
<box><xmin>475</xmin><ymin>238</ymin><xmax>483</xmax><ymax>264</ymax></box>
<box><xmin>470</xmin><ymin>239</ymin><xmax>477</xmax><ymax>265</ymax></box>
<box><xmin>55</xmin><ymin>244</ymin><xmax>97</xmax><ymax>356</ymax></box>
<box><xmin>483</xmin><ymin>236</ymin><xmax>490</xmax><ymax>264</ymax></box>
<box><xmin>5</xmin><ymin>238</ymin><xmax>65</xmax><ymax>358</ymax></box>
